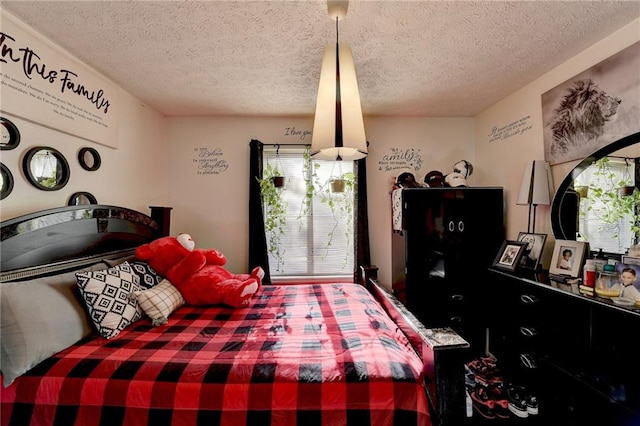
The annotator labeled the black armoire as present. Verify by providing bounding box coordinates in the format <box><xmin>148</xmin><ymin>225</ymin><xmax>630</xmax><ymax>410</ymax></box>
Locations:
<box><xmin>400</xmin><ymin>187</ymin><xmax>504</xmax><ymax>350</ymax></box>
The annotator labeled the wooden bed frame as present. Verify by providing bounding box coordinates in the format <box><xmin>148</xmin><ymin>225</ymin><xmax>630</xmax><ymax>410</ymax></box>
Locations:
<box><xmin>0</xmin><ymin>205</ymin><xmax>171</xmax><ymax>282</ymax></box>
<box><xmin>1</xmin><ymin>205</ymin><xmax>469</xmax><ymax>426</ymax></box>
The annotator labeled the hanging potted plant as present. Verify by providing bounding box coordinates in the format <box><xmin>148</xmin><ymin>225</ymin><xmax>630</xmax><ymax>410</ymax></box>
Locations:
<box><xmin>271</xmin><ymin>145</ymin><xmax>286</xmax><ymax>188</ymax></box>
<box><xmin>583</xmin><ymin>157</ymin><xmax>640</xmax><ymax>251</ymax></box>
<box><xmin>328</xmin><ymin>159</ymin><xmax>348</xmax><ymax>193</ymax></box>
<box><xmin>330</xmin><ymin>178</ymin><xmax>346</xmax><ymax>193</ymax></box>
<box><xmin>618</xmin><ymin>158</ymin><xmax>635</xmax><ymax>196</ymax></box>
<box><xmin>575</xmin><ymin>185</ymin><xmax>589</xmax><ymax>198</ymax></box>
<box><xmin>318</xmin><ymin>170</ymin><xmax>356</xmax><ymax>263</ymax></box>
<box><xmin>257</xmin><ymin>162</ymin><xmax>288</xmax><ymax>271</ymax></box>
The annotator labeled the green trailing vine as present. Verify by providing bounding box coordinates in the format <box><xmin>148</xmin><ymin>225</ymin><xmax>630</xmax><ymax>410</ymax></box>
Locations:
<box><xmin>583</xmin><ymin>157</ymin><xmax>640</xmax><ymax>249</ymax></box>
<box><xmin>257</xmin><ymin>163</ymin><xmax>288</xmax><ymax>271</ymax></box>
<box><xmin>259</xmin><ymin>146</ymin><xmax>357</xmax><ymax>272</ymax></box>
<box><xmin>298</xmin><ymin>146</ymin><xmax>322</xmax><ymax>219</ymax></box>
<box><xmin>318</xmin><ymin>170</ymin><xmax>356</xmax><ymax>263</ymax></box>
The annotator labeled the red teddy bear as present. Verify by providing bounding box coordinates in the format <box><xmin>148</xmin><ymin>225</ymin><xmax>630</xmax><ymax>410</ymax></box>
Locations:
<box><xmin>135</xmin><ymin>234</ymin><xmax>263</xmax><ymax>308</ymax></box>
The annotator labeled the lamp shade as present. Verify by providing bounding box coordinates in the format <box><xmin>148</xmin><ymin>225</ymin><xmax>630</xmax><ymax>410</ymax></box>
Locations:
<box><xmin>516</xmin><ymin>160</ymin><xmax>554</xmax><ymax>206</ymax></box>
<box><xmin>311</xmin><ymin>43</ymin><xmax>367</xmax><ymax>161</ymax></box>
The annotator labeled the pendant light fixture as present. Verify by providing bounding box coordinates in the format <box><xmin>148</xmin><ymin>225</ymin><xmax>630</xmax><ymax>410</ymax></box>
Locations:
<box><xmin>311</xmin><ymin>0</ymin><xmax>367</xmax><ymax>161</ymax></box>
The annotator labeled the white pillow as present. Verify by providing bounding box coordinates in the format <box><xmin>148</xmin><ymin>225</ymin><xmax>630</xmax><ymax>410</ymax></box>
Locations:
<box><xmin>1</xmin><ymin>261</ymin><xmax>110</xmax><ymax>387</ymax></box>
<box><xmin>76</xmin><ymin>261</ymin><xmax>142</xmax><ymax>339</ymax></box>
<box><xmin>135</xmin><ymin>279</ymin><xmax>185</xmax><ymax>326</ymax></box>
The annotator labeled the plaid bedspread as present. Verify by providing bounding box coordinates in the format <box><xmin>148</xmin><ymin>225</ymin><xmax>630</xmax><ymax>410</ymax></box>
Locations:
<box><xmin>1</xmin><ymin>283</ymin><xmax>430</xmax><ymax>426</ymax></box>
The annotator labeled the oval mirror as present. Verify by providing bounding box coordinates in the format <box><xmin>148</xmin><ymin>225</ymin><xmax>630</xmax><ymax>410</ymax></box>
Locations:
<box><xmin>1</xmin><ymin>117</ymin><xmax>20</xmax><ymax>151</ymax></box>
<box><xmin>78</xmin><ymin>147</ymin><xmax>101</xmax><ymax>171</ymax></box>
<box><xmin>1</xmin><ymin>163</ymin><xmax>14</xmax><ymax>200</ymax></box>
<box><xmin>67</xmin><ymin>191</ymin><xmax>98</xmax><ymax>206</ymax></box>
<box><xmin>551</xmin><ymin>131</ymin><xmax>640</xmax><ymax>255</ymax></box>
<box><xmin>22</xmin><ymin>146</ymin><xmax>70</xmax><ymax>191</ymax></box>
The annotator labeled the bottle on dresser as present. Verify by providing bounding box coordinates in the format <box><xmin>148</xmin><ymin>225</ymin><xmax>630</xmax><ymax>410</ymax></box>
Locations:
<box><xmin>580</xmin><ymin>259</ymin><xmax>596</xmax><ymax>296</ymax></box>
<box><xmin>592</xmin><ymin>249</ymin><xmax>607</xmax><ymax>273</ymax></box>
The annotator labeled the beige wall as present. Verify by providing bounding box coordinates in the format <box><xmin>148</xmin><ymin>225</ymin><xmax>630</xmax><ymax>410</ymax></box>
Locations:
<box><xmin>0</xmin><ymin>94</ymin><xmax>168</xmax><ymax>221</ymax></box>
<box><xmin>0</xmin><ymin>11</ymin><xmax>169</xmax><ymax>220</ymax></box>
<box><xmin>473</xmin><ymin>18</ymin><xmax>640</xmax><ymax>270</ymax></box>
<box><xmin>2</xmin><ymin>11</ymin><xmax>638</xmax><ymax>289</ymax></box>
<box><xmin>165</xmin><ymin>116</ymin><xmax>473</xmax><ymax>281</ymax></box>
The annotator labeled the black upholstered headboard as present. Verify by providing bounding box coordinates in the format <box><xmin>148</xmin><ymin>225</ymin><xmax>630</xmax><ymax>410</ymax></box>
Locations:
<box><xmin>0</xmin><ymin>205</ymin><xmax>171</xmax><ymax>282</ymax></box>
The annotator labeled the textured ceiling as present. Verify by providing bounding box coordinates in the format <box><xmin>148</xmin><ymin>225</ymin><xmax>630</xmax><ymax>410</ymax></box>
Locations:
<box><xmin>2</xmin><ymin>1</ymin><xmax>639</xmax><ymax>118</ymax></box>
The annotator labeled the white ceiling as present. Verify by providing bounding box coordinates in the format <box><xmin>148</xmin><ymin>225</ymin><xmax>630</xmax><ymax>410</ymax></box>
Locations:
<box><xmin>2</xmin><ymin>1</ymin><xmax>639</xmax><ymax>118</ymax></box>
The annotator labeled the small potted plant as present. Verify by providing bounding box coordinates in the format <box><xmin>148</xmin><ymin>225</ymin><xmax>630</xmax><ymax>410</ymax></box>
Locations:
<box><xmin>575</xmin><ymin>185</ymin><xmax>589</xmax><ymax>198</ymax></box>
<box><xmin>330</xmin><ymin>178</ymin><xmax>346</xmax><ymax>193</ymax></box>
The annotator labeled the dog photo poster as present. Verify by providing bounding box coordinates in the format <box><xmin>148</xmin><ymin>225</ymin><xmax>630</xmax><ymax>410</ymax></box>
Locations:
<box><xmin>542</xmin><ymin>41</ymin><xmax>639</xmax><ymax>166</ymax></box>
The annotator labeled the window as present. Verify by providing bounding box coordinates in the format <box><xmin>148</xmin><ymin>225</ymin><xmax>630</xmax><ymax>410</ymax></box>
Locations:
<box><xmin>575</xmin><ymin>157</ymin><xmax>639</xmax><ymax>254</ymax></box>
<box><xmin>262</xmin><ymin>147</ymin><xmax>355</xmax><ymax>280</ymax></box>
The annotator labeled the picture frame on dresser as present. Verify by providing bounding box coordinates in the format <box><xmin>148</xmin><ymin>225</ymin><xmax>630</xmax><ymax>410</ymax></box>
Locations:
<box><xmin>517</xmin><ymin>232</ymin><xmax>547</xmax><ymax>271</ymax></box>
<box><xmin>621</xmin><ymin>256</ymin><xmax>640</xmax><ymax>267</ymax></box>
<box><xmin>492</xmin><ymin>240</ymin><xmax>527</xmax><ymax>272</ymax></box>
<box><xmin>549</xmin><ymin>239</ymin><xmax>587</xmax><ymax>277</ymax></box>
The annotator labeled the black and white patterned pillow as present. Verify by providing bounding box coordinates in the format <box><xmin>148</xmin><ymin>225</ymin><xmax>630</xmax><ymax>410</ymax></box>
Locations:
<box><xmin>130</xmin><ymin>260</ymin><xmax>163</xmax><ymax>289</ymax></box>
<box><xmin>76</xmin><ymin>261</ymin><xmax>143</xmax><ymax>339</ymax></box>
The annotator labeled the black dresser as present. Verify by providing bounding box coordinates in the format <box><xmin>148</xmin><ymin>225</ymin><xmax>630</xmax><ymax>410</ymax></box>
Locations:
<box><xmin>486</xmin><ymin>267</ymin><xmax>640</xmax><ymax>426</ymax></box>
<box><xmin>400</xmin><ymin>187</ymin><xmax>505</xmax><ymax>349</ymax></box>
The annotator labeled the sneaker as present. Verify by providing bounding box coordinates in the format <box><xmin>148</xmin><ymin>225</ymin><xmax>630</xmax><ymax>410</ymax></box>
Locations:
<box><xmin>525</xmin><ymin>394</ymin><xmax>538</xmax><ymax>415</ymax></box>
<box><xmin>464</xmin><ymin>365</ymin><xmax>476</xmax><ymax>388</ymax></box>
<box><xmin>466</xmin><ymin>388</ymin><xmax>473</xmax><ymax>418</ymax></box>
<box><xmin>466</xmin><ymin>355</ymin><xmax>500</xmax><ymax>375</ymax></box>
<box><xmin>506</xmin><ymin>384</ymin><xmax>529</xmax><ymax>418</ymax></box>
<box><xmin>487</xmin><ymin>383</ymin><xmax>511</xmax><ymax>419</ymax></box>
<box><xmin>466</xmin><ymin>356</ymin><xmax>503</xmax><ymax>386</ymax></box>
<box><xmin>470</xmin><ymin>386</ymin><xmax>496</xmax><ymax>419</ymax></box>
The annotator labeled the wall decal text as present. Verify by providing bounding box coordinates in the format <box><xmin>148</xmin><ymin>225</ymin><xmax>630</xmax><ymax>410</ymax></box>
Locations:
<box><xmin>0</xmin><ymin>13</ymin><xmax>118</xmax><ymax>147</ymax></box>
<box><xmin>284</xmin><ymin>126</ymin><xmax>312</xmax><ymax>141</ymax></box>
<box><xmin>488</xmin><ymin>115</ymin><xmax>532</xmax><ymax>142</ymax></box>
<box><xmin>378</xmin><ymin>148</ymin><xmax>423</xmax><ymax>172</ymax></box>
<box><xmin>193</xmin><ymin>147</ymin><xmax>229</xmax><ymax>175</ymax></box>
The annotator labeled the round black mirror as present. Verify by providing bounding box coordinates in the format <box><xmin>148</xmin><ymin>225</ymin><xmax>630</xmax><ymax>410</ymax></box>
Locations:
<box><xmin>551</xmin><ymin>131</ymin><xmax>640</xmax><ymax>242</ymax></box>
<box><xmin>1</xmin><ymin>163</ymin><xmax>14</xmax><ymax>200</ymax></box>
<box><xmin>67</xmin><ymin>191</ymin><xmax>98</xmax><ymax>205</ymax></box>
<box><xmin>22</xmin><ymin>146</ymin><xmax>70</xmax><ymax>191</ymax></box>
<box><xmin>78</xmin><ymin>147</ymin><xmax>101</xmax><ymax>171</ymax></box>
<box><xmin>1</xmin><ymin>117</ymin><xmax>20</xmax><ymax>151</ymax></box>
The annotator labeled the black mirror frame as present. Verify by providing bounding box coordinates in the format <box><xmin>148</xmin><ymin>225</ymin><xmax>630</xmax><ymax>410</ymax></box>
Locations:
<box><xmin>551</xmin><ymin>131</ymin><xmax>640</xmax><ymax>240</ymax></box>
<box><xmin>67</xmin><ymin>191</ymin><xmax>98</xmax><ymax>206</ymax></box>
<box><xmin>22</xmin><ymin>146</ymin><xmax>71</xmax><ymax>191</ymax></box>
<box><xmin>1</xmin><ymin>163</ymin><xmax>14</xmax><ymax>200</ymax></box>
<box><xmin>78</xmin><ymin>147</ymin><xmax>101</xmax><ymax>171</ymax></box>
<box><xmin>1</xmin><ymin>117</ymin><xmax>21</xmax><ymax>151</ymax></box>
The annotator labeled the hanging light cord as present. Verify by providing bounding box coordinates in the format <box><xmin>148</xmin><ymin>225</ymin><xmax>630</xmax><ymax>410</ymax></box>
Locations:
<box><xmin>334</xmin><ymin>15</ymin><xmax>343</xmax><ymax>159</ymax></box>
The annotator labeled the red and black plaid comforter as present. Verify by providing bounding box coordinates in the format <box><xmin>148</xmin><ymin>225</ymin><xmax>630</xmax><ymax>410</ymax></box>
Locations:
<box><xmin>1</xmin><ymin>283</ymin><xmax>430</xmax><ymax>426</ymax></box>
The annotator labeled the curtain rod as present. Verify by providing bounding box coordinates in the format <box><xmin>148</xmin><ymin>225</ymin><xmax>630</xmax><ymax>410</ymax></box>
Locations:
<box><xmin>262</xmin><ymin>143</ymin><xmax>310</xmax><ymax>147</ymax></box>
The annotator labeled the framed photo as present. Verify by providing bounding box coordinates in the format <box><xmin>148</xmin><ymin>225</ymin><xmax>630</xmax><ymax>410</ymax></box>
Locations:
<box><xmin>517</xmin><ymin>232</ymin><xmax>548</xmax><ymax>271</ymax></box>
<box><xmin>615</xmin><ymin>262</ymin><xmax>640</xmax><ymax>296</ymax></box>
<box><xmin>492</xmin><ymin>240</ymin><xmax>528</xmax><ymax>272</ymax></box>
<box><xmin>622</xmin><ymin>256</ymin><xmax>640</xmax><ymax>267</ymax></box>
<box><xmin>549</xmin><ymin>240</ymin><xmax>588</xmax><ymax>277</ymax></box>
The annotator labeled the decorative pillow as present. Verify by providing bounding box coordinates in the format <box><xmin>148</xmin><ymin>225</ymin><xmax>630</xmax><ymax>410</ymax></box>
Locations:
<box><xmin>75</xmin><ymin>261</ymin><xmax>142</xmax><ymax>339</ymax></box>
<box><xmin>135</xmin><ymin>279</ymin><xmax>185</xmax><ymax>326</ymax></box>
<box><xmin>1</xmin><ymin>261</ymin><xmax>111</xmax><ymax>388</ymax></box>
<box><xmin>130</xmin><ymin>260</ymin><xmax>164</xmax><ymax>289</ymax></box>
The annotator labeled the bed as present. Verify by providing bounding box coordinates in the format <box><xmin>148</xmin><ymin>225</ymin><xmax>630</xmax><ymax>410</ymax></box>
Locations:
<box><xmin>0</xmin><ymin>205</ymin><xmax>469</xmax><ymax>426</ymax></box>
